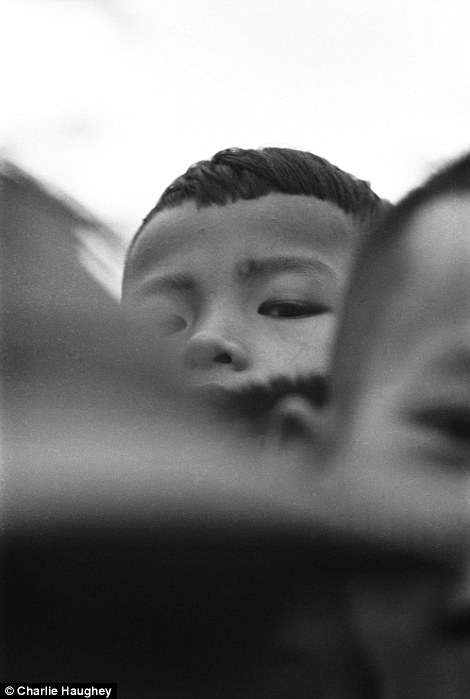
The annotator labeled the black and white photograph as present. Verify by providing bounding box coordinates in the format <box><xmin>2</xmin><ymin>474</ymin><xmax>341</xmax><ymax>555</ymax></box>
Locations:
<box><xmin>2</xmin><ymin>1</ymin><xmax>470</xmax><ymax>696</ymax></box>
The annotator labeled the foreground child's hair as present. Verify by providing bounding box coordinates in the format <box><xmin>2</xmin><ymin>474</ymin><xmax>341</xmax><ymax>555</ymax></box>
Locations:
<box><xmin>331</xmin><ymin>150</ymin><xmax>470</xmax><ymax>435</ymax></box>
<box><xmin>122</xmin><ymin>147</ymin><xmax>387</xmax><ymax>291</ymax></box>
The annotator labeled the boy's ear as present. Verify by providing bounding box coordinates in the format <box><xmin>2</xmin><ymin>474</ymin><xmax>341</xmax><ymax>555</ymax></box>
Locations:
<box><xmin>265</xmin><ymin>395</ymin><xmax>330</xmax><ymax>463</ymax></box>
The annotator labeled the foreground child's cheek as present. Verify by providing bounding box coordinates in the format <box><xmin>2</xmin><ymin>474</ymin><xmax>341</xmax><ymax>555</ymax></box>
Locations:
<box><xmin>335</xmin><ymin>406</ymin><xmax>470</xmax><ymax>563</ymax></box>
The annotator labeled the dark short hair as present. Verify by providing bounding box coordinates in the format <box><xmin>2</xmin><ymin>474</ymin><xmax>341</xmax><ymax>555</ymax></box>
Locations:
<box><xmin>122</xmin><ymin>147</ymin><xmax>387</xmax><ymax>293</ymax></box>
<box><xmin>330</xmin><ymin>150</ymin><xmax>470</xmax><ymax>435</ymax></box>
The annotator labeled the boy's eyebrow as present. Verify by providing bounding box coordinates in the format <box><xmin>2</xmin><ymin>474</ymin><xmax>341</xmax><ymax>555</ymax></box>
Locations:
<box><xmin>134</xmin><ymin>256</ymin><xmax>336</xmax><ymax>297</ymax></box>
<box><xmin>237</xmin><ymin>256</ymin><xmax>337</xmax><ymax>280</ymax></box>
<box><xmin>138</xmin><ymin>273</ymin><xmax>196</xmax><ymax>295</ymax></box>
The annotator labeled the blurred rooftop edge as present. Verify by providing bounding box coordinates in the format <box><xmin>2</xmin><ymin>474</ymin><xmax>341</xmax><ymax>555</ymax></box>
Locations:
<box><xmin>0</xmin><ymin>159</ymin><xmax>125</xmax><ymax>306</ymax></box>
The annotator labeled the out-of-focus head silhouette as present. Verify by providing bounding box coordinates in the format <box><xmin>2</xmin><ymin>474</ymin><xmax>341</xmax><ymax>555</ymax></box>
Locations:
<box><xmin>264</xmin><ymin>152</ymin><xmax>470</xmax><ymax>696</ymax></box>
<box><xmin>327</xmin><ymin>152</ymin><xmax>470</xmax><ymax>558</ymax></box>
<box><xmin>328</xmin><ymin>152</ymin><xmax>470</xmax><ymax>696</ymax></box>
<box><xmin>271</xmin><ymin>152</ymin><xmax>470</xmax><ymax>562</ymax></box>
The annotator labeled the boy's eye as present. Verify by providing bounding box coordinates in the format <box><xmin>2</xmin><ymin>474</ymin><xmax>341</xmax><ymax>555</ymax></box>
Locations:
<box><xmin>258</xmin><ymin>300</ymin><xmax>328</xmax><ymax>319</ymax></box>
<box><xmin>157</xmin><ymin>315</ymin><xmax>188</xmax><ymax>335</ymax></box>
<box><xmin>413</xmin><ymin>406</ymin><xmax>470</xmax><ymax>447</ymax></box>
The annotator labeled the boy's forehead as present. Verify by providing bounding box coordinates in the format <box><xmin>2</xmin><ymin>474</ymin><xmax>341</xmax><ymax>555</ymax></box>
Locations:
<box><xmin>129</xmin><ymin>194</ymin><xmax>356</xmax><ymax>272</ymax></box>
<box><xmin>397</xmin><ymin>194</ymin><xmax>470</xmax><ymax>323</ymax></box>
<box><xmin>367</xmin><ymin>194</ymin><xmax>470</xmax><ymax>372</ymax></box>
<box><xmin>406</xmin><ymin>194</ymin><xmax>470</xmax><ymax>279</ymax></box>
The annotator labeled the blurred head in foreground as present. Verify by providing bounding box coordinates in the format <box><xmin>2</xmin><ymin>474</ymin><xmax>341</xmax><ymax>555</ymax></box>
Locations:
<box><xmin>265</xmin><ymin>151</ymin><xmax>470</xmax><ymax>696</ymax></box>
<box><xmin>333</xmin><ymin>151</ymin><xmax>470</xmax><ymax>698</ymax></box>
<box><xmin>276</xmin><ymin>151</ymin><xmax>470</xmax><ymax>564</ymax></box>
<box><xmin>122</xmin><ymin>147</ymin><xmax>386</xmax><ymax>411</ymax></box>
<box><xmin>331</xmin><ymin>151</ymin><xmax>470</xmax><ymax>516</ymax></box>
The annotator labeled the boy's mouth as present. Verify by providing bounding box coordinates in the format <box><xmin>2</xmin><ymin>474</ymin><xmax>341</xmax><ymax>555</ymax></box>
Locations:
<box><xmin>189</xmin><ymin>373</ymin><xmax>330</xmax><ymax>421</ymax></box>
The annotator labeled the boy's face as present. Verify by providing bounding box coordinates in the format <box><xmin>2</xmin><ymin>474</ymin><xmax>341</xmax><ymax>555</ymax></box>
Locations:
<box><xmin>322</xmin><ymin>193</ymin><xmax>470</xmax><ymax>695</ymax></box>
<box><xmin>335</xmin><ymin>194</ymin><xmax>470</xmax><ymax>556</ymax></box>
<box><xmin>123</xmin><ymin>194</ymin><xmax>355</xmax><ymax>396</ymax></box>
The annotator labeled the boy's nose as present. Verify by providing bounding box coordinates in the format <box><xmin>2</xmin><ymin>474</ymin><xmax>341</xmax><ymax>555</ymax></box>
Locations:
<box><xmin>184</xmin><ymin>332</ymin><xmax>249</xmax><ymax>371</ymax></box>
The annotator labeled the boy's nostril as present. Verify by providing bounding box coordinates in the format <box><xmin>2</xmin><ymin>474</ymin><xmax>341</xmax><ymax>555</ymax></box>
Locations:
<box><xmin>214</xmin><ymin>352</ymin><xmax>232</xmax><ymax>365</ymax></box>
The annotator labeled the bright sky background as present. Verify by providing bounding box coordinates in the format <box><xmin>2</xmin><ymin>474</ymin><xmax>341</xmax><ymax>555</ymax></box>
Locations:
<box><xmin>1</xmin><ymin>0</ymin><xmax>469</xmax><ymax>240</ymax></box>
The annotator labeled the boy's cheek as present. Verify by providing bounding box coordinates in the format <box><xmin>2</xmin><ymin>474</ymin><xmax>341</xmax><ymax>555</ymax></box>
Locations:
<box><xmin>332</xmin><ymin>406</ymin><xmax>470</xmax><ymax>564</ymax></box>
<box><xmin>261</xmin><ymin>315</ymin><xmax>337</xmax><ymax>376</ymax></box>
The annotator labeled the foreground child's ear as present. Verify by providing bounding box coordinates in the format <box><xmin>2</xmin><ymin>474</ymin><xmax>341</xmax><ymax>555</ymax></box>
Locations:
<box><xmin>265</xmin><ymin>395</ymin><xmax>330</xmax><ymax>466</ymax></box>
